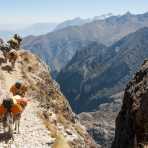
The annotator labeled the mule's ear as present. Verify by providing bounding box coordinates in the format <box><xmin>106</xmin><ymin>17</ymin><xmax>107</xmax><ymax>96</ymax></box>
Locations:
<box><xmin>23</xmin><ymin>98</ymin><xmax>31</xmax><ymax>102</ymax></box>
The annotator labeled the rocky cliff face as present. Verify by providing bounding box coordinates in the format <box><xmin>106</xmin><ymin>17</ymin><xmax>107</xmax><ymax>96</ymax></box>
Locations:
<box><xmin>0</xmin><ymin>49</ymin><xmax>96</xmax><ymax>147</ymax></box>
<box><xmin>112</xmin><ymin>59</ymin><xmax>148</xmax><ymax>148</ymax></box>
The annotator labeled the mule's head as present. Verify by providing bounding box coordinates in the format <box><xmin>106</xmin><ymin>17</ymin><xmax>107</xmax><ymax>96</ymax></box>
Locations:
<box><xmin>18</xmin><ymin>98</ymin><xmax>30</xmax><ymax>110</ymax></box>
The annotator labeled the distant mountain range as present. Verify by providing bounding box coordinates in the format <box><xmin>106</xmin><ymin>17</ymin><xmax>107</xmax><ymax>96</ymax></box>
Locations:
<box><xmin>0</xmin><ymin>23</ymin><xmax>57</xmax><ymax>39</ymax></box>
<box><xmin>0</xmin><ymin>13</ymin><xmax>113</xmax><ymax>39</ymax></box>
<box><xmin>0</xmin><ymin>30</ymin><xmax>14</xmax><ymax>40</ymax></box>
<box><xmin>54</xmin><ymin>13</ymin><xmax>113</xmax><ymax>31</ymax></box>
<box><xmin>57</xmin><ymin>27</ymin><xmax>148</xmax><ymax>113</ymax></box>
<box><xmin>19</xmin><ymin>23</ymin><xmax>57</xmax><ymax>36</ymax></box>
<box><xmin>23</xmin><ymin>12</ymin><xmax>148</xmax><ymax>73</ymax></box>
<box><xmin>54</xmin><ymin>17</ymin><xmax>90</xmax><ymax>31</ymax></box>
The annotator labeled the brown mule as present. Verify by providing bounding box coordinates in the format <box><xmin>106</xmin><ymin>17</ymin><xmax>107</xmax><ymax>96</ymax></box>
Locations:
<box><xmin>7</xmin><ymin>49</ymin><xmax>18</xmax><ymax>68</ymax></box>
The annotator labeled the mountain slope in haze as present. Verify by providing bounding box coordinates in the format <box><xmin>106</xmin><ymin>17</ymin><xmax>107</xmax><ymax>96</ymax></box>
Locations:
<box><xmin>57</xmin><ymin>27</ymin><xmax>148</xmax><ymax>113</ymax></box>
<box><xmin>23</xmin><ymin>12</ymin><xmax>148</xmax><ymax>73</ymax></box>
<box><xmin>55</xmin><ymin>13</ymin><xmax>113</xmax><ymax>31</ymax></box>
<box><xmin>23</xmin><ymin>28</ymin><xmax>96</xmax><ymax>74</ymax></box>
<box><xmin>57</xmin><ymin>42</ymin><xmax>108</xmax><ymax>112</ymax></box>
<box><xmin>0</xmin><ymin>49</ymin><xmax>96</xmax><ymax>147</ymax></box>
<box><xmin>19</xmin><ymin>23</ymin><xmax>57</xmax><ymax>36</ymax></box>
<box><xmin>54</xmin><ymin>17</ymin><xmax>90</xmax><ymax>31</ymax></box>
<box><xmin>0</xmin><ymin>13</ymin><xmax>113</xmax><ymax>39</ymax></box>
<box><xmin>0</xmin><ymin>30</ymin><xmax>14</xmax><ymax>40</ymax></box>
<box><xmin>0</xmin><ymin>23</ymin><xmax>57</xmax><ymax>39</ymax></box>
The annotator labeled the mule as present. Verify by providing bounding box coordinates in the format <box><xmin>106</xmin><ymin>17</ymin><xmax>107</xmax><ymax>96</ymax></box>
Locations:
<box><xmin>7</xmin><ymin>49</ymin><xmax>18</xmax><ymax>68</ymax></box>
<box><xmin>2</xmin><ymin>111</ymin><xmax>14</xmax><ymax>141</ymax></box>
<box><xmin>13</xmin><ymin>99</ymin><xmax>28</xmax><ymax>133</ymax></box>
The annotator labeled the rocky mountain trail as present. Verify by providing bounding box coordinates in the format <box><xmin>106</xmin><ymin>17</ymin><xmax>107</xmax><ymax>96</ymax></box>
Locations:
<box><xmin>0</xmin><ymin>101</ymin><xmax>54</xmax><ymax>148</ymax></box>
<box><xmin>0</xmin><ymin>50</ymin><xmax>54</xmax><ymax>148</ymax></box>
<box><xmin>0</xmin><ymin>49</ymin><xmax>96</xmax><ymax>148</ymax></box>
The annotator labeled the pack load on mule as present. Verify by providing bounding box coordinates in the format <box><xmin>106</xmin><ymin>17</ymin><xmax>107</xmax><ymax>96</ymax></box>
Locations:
<box><xmin>0</xmin><ymin>39</ymin><xmax>11</xmax><ymax>62</ymax></box>
<box><xmin>9</xmin><ymin>81</ymin><xmax>28</xmax><ymax>115</ymax></box>
<box><xmin>0</xmin><ymin>87</ymin><xmax>10</xmax><ymax>118</ymax></box>
<box><xmin>0</xmin><ymin>81</ymin><xmax>28</xmax><ymax>118</ymax></box>
<box><xmin>7</xmin><ymin>34</ymin><xmax>22</xmax><ymax>50</ymax></box>
<box><xmin>0</xmin><ymin>38</ymin><xmax>4</xmax><ymax>45</ymax></box>
<box><xmin>14</xmin><ymin>34</ymin><xmax>22</xmax><ymax>48</ymax></box>
<box><xmin>0</xmin><ymin>34</ymin><xmax>22</xmax><ymax>68</ymax></box>
<box><xmin>10</xmin><ymin>80</ymin><xmax>28</xmax><ymax>97</ymax></box>
<box><xmin>0</xmin><ymin>80</ymin><xmax>29</xmax><ymax>134</ymax></box>
<box><xmin>0</xmin><ymin>98</ymin><xmax>22</xmax><ymax>117</ymax></box>
<box><xmin>1</xmin><ymin>44</ymin><xmax>11</xmax><ymax>62</ymax></box>
<box><xmin>7</xmin><ymin>49</ymin><xmax>18</xmax><ymax>68</ymax></box>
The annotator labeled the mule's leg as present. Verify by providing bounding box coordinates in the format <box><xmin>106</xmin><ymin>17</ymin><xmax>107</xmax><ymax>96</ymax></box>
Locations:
<box><xmin>17</xmin><ymin>114</ymin><xmax>21</xmax><ymax>133</ymax></box>
<box><xmin>11</xmin><ymin>59</ymin><xmax>15</xmax><ymax>68</ymax></box>
<box><xmin>9</xmin><ymin>113</ymin><xmax>14</xmax><ymax>141</ymax></box>
<box><xmin>3</xmin><ymin>121</ymin><xmax>6</xmax><ymax>133</ymax></box>
<box><xmin>14</xmin><ymin>117</ymin><xmax>17</xmax><ymax>132</ymax></box>
<box><xmin>17</xmin><ymin>119</ymin><xmax>20</xmax><ymax>133</ymax></box>
<box><xmin>3</xmin><ymin>115</ymin><xmax>7</xmax><ymax>133</ymax></box>
<box><xmin>14</xmin><ymin>119</ymin><xmax>18</xmax><ymax>133</ymax></box>
<box><xmin>14</xmin><ymin>114</ymin><xmax>20</xmax><ymax>133</ymax></box>
<box><xmin>15</xmin><ymin>121</ymin><xmax>17</xmax><ymax>131</ymax></box>
<box><xmin>14</xmin><ymin>115</ymin><xmax>19</xmax><ymax>133</ymax></box>
<box><xmin>3</xmin><ymin>51</ymin><xmax>7</xmax><ymax>63</ymax></box>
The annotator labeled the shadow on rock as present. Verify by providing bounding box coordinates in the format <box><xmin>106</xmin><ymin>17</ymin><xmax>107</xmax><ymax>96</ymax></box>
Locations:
<box><xmin>0</xmin><ymin>57</ymin><xmax>6</xmax><ymax>66</ymax></box>
<box><xmin>1</xmin><ymin>65</ymin><xmax>13</xmax><ymax>73</ymax></box>
<box><xmin>0</xmin><ymin>132</ymin><xmax>13</xmax><ymax>143</ymax></box>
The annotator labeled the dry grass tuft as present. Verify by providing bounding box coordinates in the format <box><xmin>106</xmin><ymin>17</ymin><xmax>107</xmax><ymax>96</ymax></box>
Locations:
<box><xmin>74</xmin><ymin>125</ymin><xmax>85</xmax><ymax>138</ymax></box>
<box><xmin>52</xmin><ymin>133</ymin><xmax>71</xmax><ymax>148</ymax></box>
<box><xmin>39</xmin><ymin>112</ymin><xmax>58</xmax><ymax>138</ymax></box>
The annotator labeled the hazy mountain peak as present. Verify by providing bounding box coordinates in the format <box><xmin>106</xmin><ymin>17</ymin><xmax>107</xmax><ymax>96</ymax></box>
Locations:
<box><xmin>23</xmin><ymin>11</ymin><xmax>148</xmax><ymax>74</ymax></box>
<box><xmin>0</xmin><ymin>23</ymin><xmax>58</xmax><ymax>39</ymax></box>
<box><xmin>124</xmin><ymin>11</ymin><xmax>132</xmax><ymax>16</ymax></box>
<box><xmin>54</xmin><ymin>17</ymin><xmax>90</xmax><ymax>31</ymax></box>
<box><xmin>93</xmin><ymin>13</ymin><xmax>113</xmax><ymax>20</ymax></box>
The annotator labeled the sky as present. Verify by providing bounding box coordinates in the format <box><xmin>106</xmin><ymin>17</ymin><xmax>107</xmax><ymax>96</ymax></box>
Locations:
<box><xmin>0</xmin><ymin>0</ymin><xmax>148</xmax><ymax>25</ymax></box>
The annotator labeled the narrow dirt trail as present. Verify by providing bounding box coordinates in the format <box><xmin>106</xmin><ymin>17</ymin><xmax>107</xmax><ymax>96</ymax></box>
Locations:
<box><xmin>0</xmin><ymin>53</ymin><xmax>54</xmax><ymax>148</ymax></box>
<box><xmin>12</xmin><ymin>101</ymin><xmax>53</xmax><ymax>148</ymax></box>
<box><xmin>0</xmin><ymin>101</ymin><xmax>54</xmax><ymax>148</ymax></box>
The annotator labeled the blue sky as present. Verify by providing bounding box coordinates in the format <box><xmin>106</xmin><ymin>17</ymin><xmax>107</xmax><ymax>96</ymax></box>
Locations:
<box><xmin>0</xmin><ymin>0</ymin><xmax>148</xmax><ymax>24</ymax></box>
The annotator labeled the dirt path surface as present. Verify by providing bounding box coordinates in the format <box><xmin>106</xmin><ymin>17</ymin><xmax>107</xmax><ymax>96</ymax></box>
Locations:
<box><xmin>0</xmin><ymin>100</ymin><xmax>54</xmax><ymax>148</ymax></box>
<box><xmin>0</xmin><ymin>51</ymin><xmax>54</xmax><ymax>148</ymax></box>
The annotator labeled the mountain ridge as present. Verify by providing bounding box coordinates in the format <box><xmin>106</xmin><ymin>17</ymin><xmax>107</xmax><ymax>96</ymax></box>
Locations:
<box><xmin>57</xmin><ymin>27</ymin><xmax>148</xmax><ymax>113</ymax></box>
<box><xmin>23</xmin><ymin>12</ymin><xmax>148</xmax><ymax>73</ymax></box>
